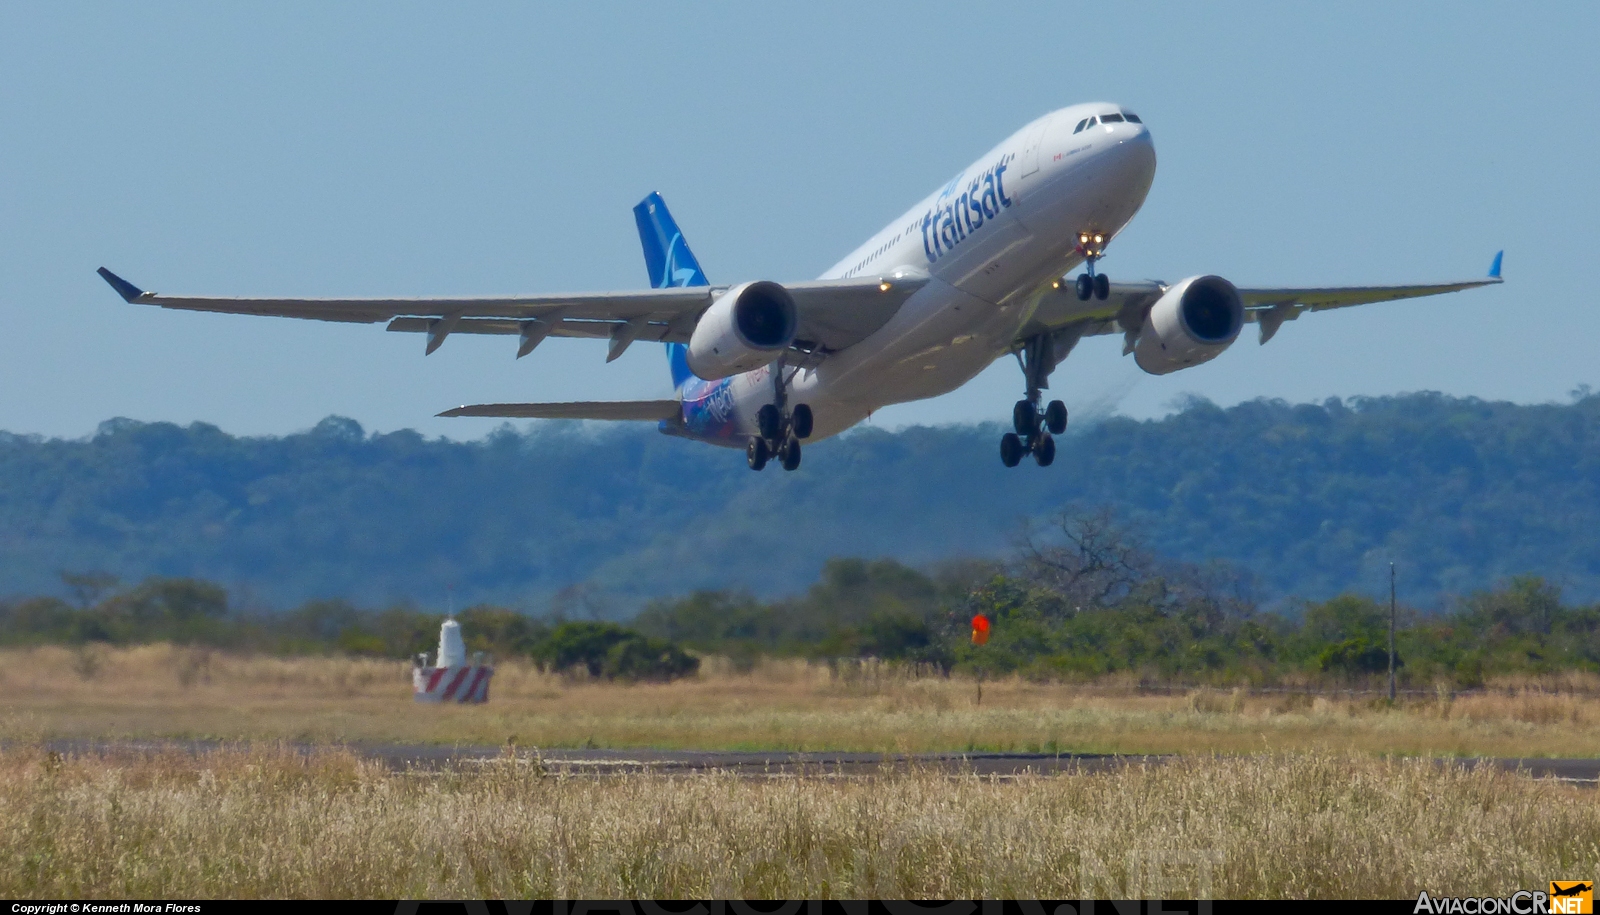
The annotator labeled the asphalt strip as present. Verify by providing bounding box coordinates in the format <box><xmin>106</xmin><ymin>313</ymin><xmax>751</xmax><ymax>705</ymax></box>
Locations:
<box><xmin>20</xmin><ymin>739</ymin><xmax>1600</xmax><ymax>784</ymax></box>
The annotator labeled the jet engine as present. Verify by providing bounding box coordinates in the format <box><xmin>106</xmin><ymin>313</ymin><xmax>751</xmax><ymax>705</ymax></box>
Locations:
<box><xmin>687</xmin><ymin>281</ymin><xmax>798</xmax><ymax>380</ymax></box>
<box><xmin>1132</xmin><ymin>275</ymin><xmax>1245</xmax><ymax>375</ymax></box>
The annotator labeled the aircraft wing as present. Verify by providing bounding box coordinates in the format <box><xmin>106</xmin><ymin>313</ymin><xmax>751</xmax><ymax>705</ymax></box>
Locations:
<box><xmin>437</xmin><ymin>400</ymin><xmax>680</xmax><ymax>420</ymax></box>
<box><xmin>1018</xmin><ymin>253</ymin><xmax>1504</xmax><ymax>348</ymax></box>
<box><xmin>97</xmin><ymin>267</ymin><xmax>924</xmax><ymax>360</ymax></box>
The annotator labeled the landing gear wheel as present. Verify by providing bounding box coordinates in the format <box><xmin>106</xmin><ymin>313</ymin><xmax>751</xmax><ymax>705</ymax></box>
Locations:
<box><xmin>1033</xmin><ymin>433</ymin><xmax>1056</xmax><ymax>467</ymax></box>
<box><xmin>1075</xmin><ymin>273</ymin><xmax>1093</xmax><ymax>301</ymax></box>
<box><xmin>779</xmin><ymin>437</ymin><xmax>802</xmax><ymax>471</ymax></box>
<box><xmin>1094</xmin><ymin>273</ymin><xmax>1110</xmax><ymax>300</ymax></box>
<box><xmin>757</xmin><ymin>404</ymin><xmax>782</xmax><ymax>442</ymax></box>
<box><xmin>1000</xmin><ymin>432</ymin><xmax>1024</xmax><ymax>468</ymax></box>
<box><xmin>1012</xmin><ymin>400</ymin><xmax>1038</xmax><ymax>436</ymax></box>
<box><xmin>1044</xmin><ymin>400</ymin><xmax>1068</xmax><ymax>435</ymax></box>
<box><xmin>791</xmin><ymin>403</ymin><xmax>814</xmax><ymax>439</ymax></box>
<box><xmin>746</xmin><ymin>437</ymin><xmax>769</xmax><ymax>471</ymax></box>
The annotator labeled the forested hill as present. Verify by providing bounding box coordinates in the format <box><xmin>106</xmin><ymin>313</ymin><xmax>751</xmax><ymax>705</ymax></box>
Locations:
<box><xmin>2</xmin><ymin>392</ymin><xmax>1598</xmax><ymax>611</ymax></box>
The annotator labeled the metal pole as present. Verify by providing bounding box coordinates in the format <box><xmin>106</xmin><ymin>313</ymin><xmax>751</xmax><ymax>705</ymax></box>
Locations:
<box><xmin>1388</xmin><ymin>562</ymin><xmax>1397</xmax><ymax>702</ymax></box>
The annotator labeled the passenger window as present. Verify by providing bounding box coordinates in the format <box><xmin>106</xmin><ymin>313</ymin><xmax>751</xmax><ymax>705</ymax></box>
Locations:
<box><xmin>1122</xmin><ymin>112</ymin><xmax>1142</xmax><ymax>123</ymax></box>
<box><xmin>1073</xmin><ymin>119</ymin><xmax>1088</xmax><ymax>134</ymax></box>
<box><xmin>1101</xmin><ymin>113</ymin><xmax>1125</xmax><ymax>123</ymax></box>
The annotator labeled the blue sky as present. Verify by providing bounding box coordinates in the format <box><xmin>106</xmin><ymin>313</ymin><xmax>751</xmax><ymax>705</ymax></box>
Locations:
<box><xmin>1</xmin><ymin>2</ymin><xmax>1594</xmax><ymax>440</ymax></box>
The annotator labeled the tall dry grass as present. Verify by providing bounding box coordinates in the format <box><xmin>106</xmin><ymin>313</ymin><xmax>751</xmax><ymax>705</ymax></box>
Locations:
<box><xmin>0</xmin><ymin>745</ymin><xmax>1594</xmax><ymax>898</ymax></box>
<box><xmin>4</xmin><ymin>646</ymin><xmax>1600</xmax><ymax>757</ymax></box>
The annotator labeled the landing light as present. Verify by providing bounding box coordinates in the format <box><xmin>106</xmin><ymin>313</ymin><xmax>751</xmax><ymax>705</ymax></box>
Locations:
<box><xmin>879</xmin><ymin>281</ymin><xmax>891</xmax><ymax>292</ymax></box>
<box><xmin>1094</xmin><ymin>234</ymin><xmax>1104</xmax><ymax>244</ymax></box>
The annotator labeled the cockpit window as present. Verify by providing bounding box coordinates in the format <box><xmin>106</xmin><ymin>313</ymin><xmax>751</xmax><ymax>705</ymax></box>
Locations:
<box><xmin>1122</xmin><ymin>111</ymin><xmax>1142</xmax><ymax>123</ymax></box>
<box><xmin>1101</xmin><ymin>113</ymin><xmax>1125</xmax><ymax>123</ymax></box>
<box><xmin>1085</xmin><ymin>116</ymin><xmax>1098</xmax><ymax>128</ymax></box>
<box><xmin>1073</xmin><ymin>118</ymin><xmax>1088</xmax><ymax>134</ymax></box>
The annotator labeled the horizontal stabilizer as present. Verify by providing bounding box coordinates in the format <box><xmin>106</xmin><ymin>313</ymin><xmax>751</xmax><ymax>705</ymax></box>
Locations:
<box><xmin>437</xmin><ymin>400</ymin><xmax>681</xmax><ymax>420</ymax></box>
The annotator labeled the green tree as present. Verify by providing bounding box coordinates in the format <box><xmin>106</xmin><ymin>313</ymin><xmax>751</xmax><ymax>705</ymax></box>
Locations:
<box><xmin>1459</xmin><ymin>575</ymin><xmax>1562</xmax><ymax>636</ymax></box>
<box><xmin>1301</xmin><ymin>595</ymin><xmax>1387</xmax><ymax>644</ymax></box>
<box><xmin>58</xmin><ymin>571</ymin><xmax>119</xmax><ymax>610</ymax></box>
<box><xmin>1316</xmin><ymin>638</ymin><xmax>1393</xmax><ymax>676</ymax></box>
<box><xmin>530</xmin><ymin>621</ymin><xmax>698</xmax><ymax>682</ymax></box>
<box><xmin>457</xmin><ymin>604</ymin><xmax>547</xmax><ymax>658</ymax></box>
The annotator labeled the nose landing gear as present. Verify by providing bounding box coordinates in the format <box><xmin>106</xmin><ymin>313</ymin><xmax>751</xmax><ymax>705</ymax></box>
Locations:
<box><xmin>1073</xmin><ymin>231</ymin><xmax>1111</xmax><ymax>301</ymax></box>
<box><xmin>999</xmin><ymin>330</ymin><xmax>1078</xmax><ymax>468</ymax></box>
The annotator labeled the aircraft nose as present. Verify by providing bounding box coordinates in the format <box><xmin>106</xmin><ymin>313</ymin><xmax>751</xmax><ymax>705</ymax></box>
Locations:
<box><xmin>1110</xmin><ymin>124</ymin><xmax>1156</xmax><ymax>185</ymax></box>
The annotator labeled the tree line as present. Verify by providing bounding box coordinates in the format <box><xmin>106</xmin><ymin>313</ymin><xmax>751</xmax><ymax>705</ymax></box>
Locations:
<box><xmin>7</xmin><ymin>508</ymin><xmax>1598</xmax><ymax>688</ymax></box>
<box><xmin>2</xmin><ymin>391</ymin><xmax>1599</xmax><ymax>609</ymax></box>
<box><xmin>15</xmin><ymin>572</ymin><xmax>697</xmax><ymax>681</ymax></box>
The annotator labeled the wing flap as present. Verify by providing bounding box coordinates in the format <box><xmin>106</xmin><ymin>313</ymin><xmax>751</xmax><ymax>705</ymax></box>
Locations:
<box><xmin>437</xmin><ymin>400</ymin><xmax>681</xmax><ymax>420</ymax></box>
<box><xmin>385</xmin><ymin>316</ymin><xmax>680</xmax><ymax>343</ymax></box>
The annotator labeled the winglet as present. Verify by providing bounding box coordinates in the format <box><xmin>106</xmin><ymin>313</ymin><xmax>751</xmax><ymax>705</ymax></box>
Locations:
<box><xmin>1488</xmin><ymin>250</ymin><xmax>1503</xmax><ymax>279</ymax></box>
<box><xmin>97</xmin><ymin>267</ymin><xmax>146</xmax><ymax>302</ymax></box>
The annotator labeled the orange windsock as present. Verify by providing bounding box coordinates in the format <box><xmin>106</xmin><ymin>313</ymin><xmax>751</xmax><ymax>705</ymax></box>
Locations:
<box><xmin>970</xmin><ymin>613</ymin><xmax>991</xmax><ymax>646</ymax></box>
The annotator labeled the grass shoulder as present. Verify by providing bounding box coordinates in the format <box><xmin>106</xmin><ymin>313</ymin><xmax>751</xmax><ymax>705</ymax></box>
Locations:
<box><xmin>4</xmin><ymin>646</ymin><xmax>1599</xmax><ymax>758</ymax></box>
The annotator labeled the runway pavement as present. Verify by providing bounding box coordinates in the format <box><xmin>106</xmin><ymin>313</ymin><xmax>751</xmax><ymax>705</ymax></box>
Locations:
<box><xmin>26</xmin><ymin>739</ymin><xmax>1600</xmax><ymax>783</ymax></box>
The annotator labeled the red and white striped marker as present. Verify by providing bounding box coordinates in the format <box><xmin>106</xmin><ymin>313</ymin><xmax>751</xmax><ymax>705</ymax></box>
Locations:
<box><xmin>413</xmin><ymin>664</ymin><xmax>493</xmax><ymax>703</ymax></box>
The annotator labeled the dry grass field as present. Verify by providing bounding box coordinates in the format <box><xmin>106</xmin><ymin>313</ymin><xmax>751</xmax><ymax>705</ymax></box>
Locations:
<box><xmin>1</xmin><ymin>744</ymin><xmax>1595</xmax><ymax>898</ymax></box>
<box><xmin>4</xmin><ymin>645</ymin><xmax>1600</xmax><ymax>757</ymax></box>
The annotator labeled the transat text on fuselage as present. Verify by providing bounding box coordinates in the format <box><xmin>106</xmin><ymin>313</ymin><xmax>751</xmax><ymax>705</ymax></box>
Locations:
<box><xmin>921</xmin><ymin>156</ymin><xmax>1012</xmax><ymax>263</ymax></box>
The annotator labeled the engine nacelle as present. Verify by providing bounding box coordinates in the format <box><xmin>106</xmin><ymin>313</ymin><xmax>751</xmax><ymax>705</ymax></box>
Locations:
<box><xmin>686</xmin><ymin>281</ymin><xmax>797</xmax><ymax>381</ymax></box>
<box><xmin>1133</xmin><ymin>275</ymin><xmax>1245</xmax><ymax>375</ymax></box>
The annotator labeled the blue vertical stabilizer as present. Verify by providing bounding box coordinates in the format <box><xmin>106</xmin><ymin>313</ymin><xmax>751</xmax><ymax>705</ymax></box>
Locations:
<box><xmin>633</xmin><ymin>192</ymin><xmax>707</xmax><ymax>390</ymax></box>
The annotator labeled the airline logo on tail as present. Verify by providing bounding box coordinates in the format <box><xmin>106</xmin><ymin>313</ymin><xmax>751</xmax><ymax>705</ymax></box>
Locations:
<box><xmin>634</xmin><ymin>193</ymin><xmax>708</xmax><ymax>290</ymax></box>
<box><xmin>660</xmin><ymin>233</ymin><xmax>699</xmax><ymax>288</ymax></box>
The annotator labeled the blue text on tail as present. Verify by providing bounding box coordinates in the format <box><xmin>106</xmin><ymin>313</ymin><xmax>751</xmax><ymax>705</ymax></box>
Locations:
<box><xmin>633</xmin><ymin>192</ymin><xmax>707</xmax><ymax>390</ymax></box>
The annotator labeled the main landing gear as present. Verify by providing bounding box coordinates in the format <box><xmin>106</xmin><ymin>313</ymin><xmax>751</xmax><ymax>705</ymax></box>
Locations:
<box><xmin>1000</xmin><ymin>333</ymin><xmax>1073</xmax><ymax>468</ymax></box>
<box><xmin>1007</xmin><ymin>229</ymin><xmax>1102</xmax><ymax>464</ymax></box>
<box><xmin>1073</xmin><ymin>231</ymin><xmax>1111</xmax><ymax>301</ymax></box>
<box><xmin>747</xmin><ymin>359</ymin><xmax>812</xmax><ymax>472</ymax></box>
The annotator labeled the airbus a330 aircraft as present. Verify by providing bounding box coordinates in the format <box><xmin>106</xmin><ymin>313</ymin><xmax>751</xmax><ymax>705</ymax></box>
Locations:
<box><xmin>99</xmin><ymin>102</ymin><xmax>1502</xmax><ymax>471</ymax></box>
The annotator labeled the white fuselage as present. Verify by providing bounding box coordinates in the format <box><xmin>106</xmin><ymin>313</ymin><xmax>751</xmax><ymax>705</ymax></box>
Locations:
<box><xmin>680</xmin><ymin>103</ymin><xmax>1157</xmax><ymax>446</ymax></box>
